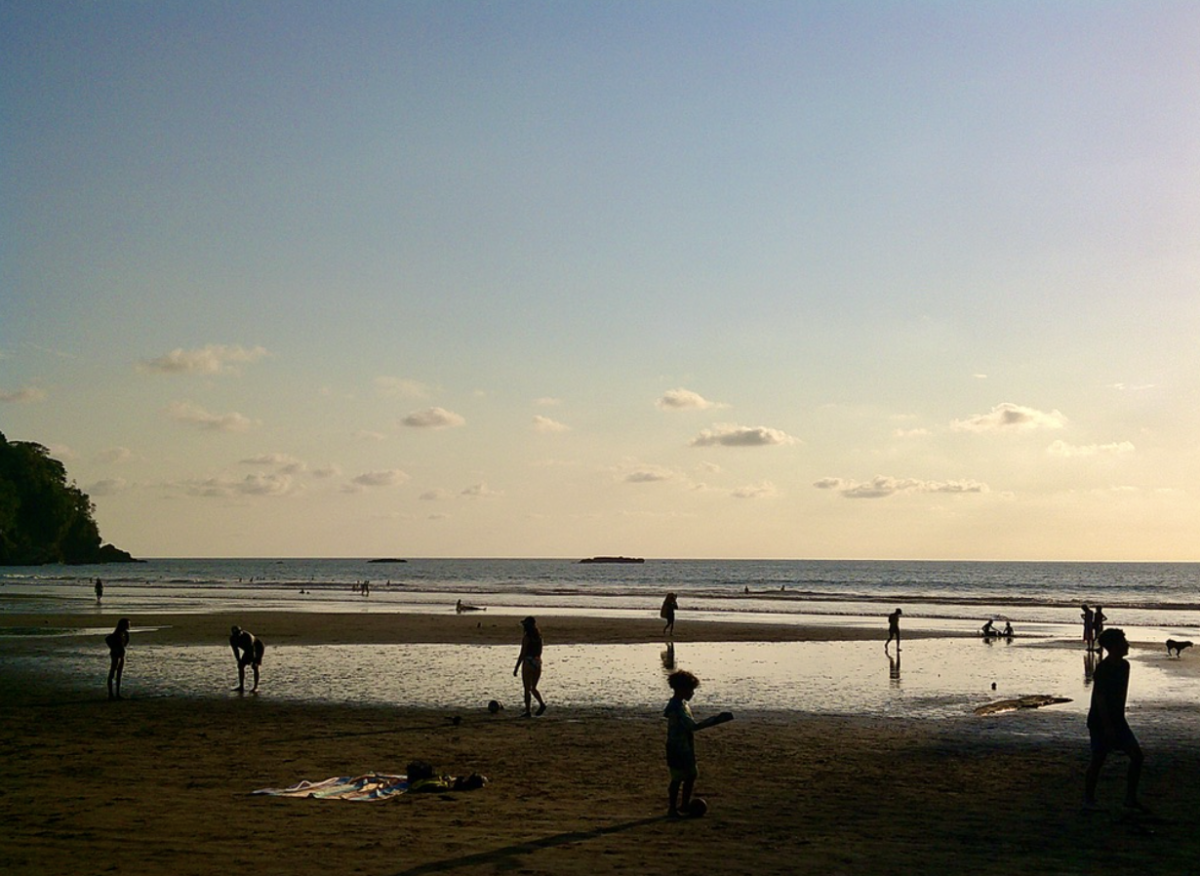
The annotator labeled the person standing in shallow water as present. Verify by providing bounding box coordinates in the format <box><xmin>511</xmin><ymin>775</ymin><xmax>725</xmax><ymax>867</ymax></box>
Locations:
<box><xmin>94</xmin><ymin>578</ymin><xmax>103</xmax><ymax>602</ymax></box>
<box><xmin>105</xmin><ymin>617</ymin><xmax>130</xmax><ymax>700</ymax></box>
<box><xmin>230</xmin><ymin>625</ymin><xmax>266</xmax><ymax>693</ymax></box>
<box><xmin>513</xmin><ymin>616</ymin><xmax>546</xmax><ymax>717</ymax></box>
<box><xmin>1084</xmin><ymin>627</ymin><xmax>1145</xmax><ymax>812</ymax></box>
<box><xmin>885</xmin><ymin>608</ymin><xmax>902</xmax><ymax>652</ymax></box>
<box><xmin>1081</xmin><ymin>604</ymin><xmax>1095</xmax><ymax>650</ymax></box>
<box><xmin>660</xmin><ymin>592</ymin><xmax>678</xmax><ymax>637</ymax></box>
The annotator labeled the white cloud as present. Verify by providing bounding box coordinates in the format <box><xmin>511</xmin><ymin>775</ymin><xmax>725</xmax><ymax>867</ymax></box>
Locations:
<box><xmin>375</xmin><ymin>376</ymin><xmax>429</xmax><ymax>398</ymax></box>
<box><xmin>1110</xmin><ymin>382</ymin><xmax>1155</xmax><ymax>392</ymax></box>
<box><xmin>951</xmin><ymin>403</ymin><xmax>1066</xmax><ymax>433</ymax></box>
<box><xmin>87</xmin><ymin>478</ymin><xmax>129</xmax><ymax>496</ymax></box>
<box><xmin>732</xmin><ymin>481</ymin><xmax>778</xmax><ymax>499</ymax></box>
<box><xmin>352</xmin><ymin>469</ymin><xmax>410</xmax><ymax>488</ymax></box>
<box><xmin>461</xmin><ymin>482</ymin><xmax>501</xmax><ymax>498</ymax></box>
<box><xmin>0</xmin><ymin>386</ymin><xmax>46</xmax><ymax>403</ymax></box>
<box><xmin>625</xmin><ymin>467</ymin><xmax>675</xmax><ymax>483</ymax></box>
<box><xmin>1046</xmin><ymin>440</ymin><xmax>1135</xmax><ymax>458</ymax></box>
<box><xmin>182</xmin><ymin>473</ymin><xmax>297</xmax><ymax>498</ymax></box>
<box><xmin>815</xmin><ymin>476</ymin><xmax>989</xmax><ymax>499</ymax></box>
<box><xmin>97</xmin><ymin>447</ymin><xmax>133</xmax><ymax>464</ymax></box>
<box><xmin>657</xmin><ymin>388</ymin><xmax>725</xmax><ymax>411</ymax></box>
<box><xmin>532</xmin><ymin>415</ymin><xmax>570</xmax><ymax>433</ymax></box>
<box><xmin>240</xmin><ymin>453</ymin><xmax>307</xmax><ymax>474</ymax></box>
<box><xmin>168</xmin><ymin>401</ymin><xmax>257</xmax><ymax>432</ymax></box>
<box><xmin>140</xmin><ymin>344</ymin><xmax>269</xmax><ymax>375</ymax></box>
<box><xmin>690</xmin><ymin>424</ymin><xmax>797</xmax><ymax>447</ymax></box>
<box><xmin>402</xmin><ymin>407</ymin><xmax>466</xmax><ymax>429</ymax></box>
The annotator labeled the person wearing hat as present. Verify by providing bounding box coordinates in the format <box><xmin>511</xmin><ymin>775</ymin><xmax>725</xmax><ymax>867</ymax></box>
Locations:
<box><xmin>513</xmin><ymin>616</ymin><xmax>546</xmax><ymax>717</ymax></box>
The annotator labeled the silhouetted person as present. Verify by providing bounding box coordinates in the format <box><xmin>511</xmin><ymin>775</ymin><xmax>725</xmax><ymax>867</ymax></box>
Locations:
<box><xmin>981</xmin><ymin>619</ymin><xmax>995</xmax><ymax>637</ymax></box>
<box><xmin>94</xmin><ymin>578</ymin><xmax>103</xmax><ymax>602</ymax></box>
<box><xmin>1093</xmin><ymin>606</ymin><xmax>1107</xmax><ymax>649</ymax></box>
<box><xmin>513</xmin><ymin>616</ymin><xmax>546</xmax><ymax>717</ymax></box>
<box><xmin>230</xmin><ymin>625</ymin><xmax>265</xmax><ymax>692</ymax></box>
<box><xmin>106</xmin><ymin>617</ymin><xmax>130</xmax><ymax>700</ymax></box>
<box><xmin>660</xmin><ymin>592</ymin><xmax>678</xmax><ymax>636</ymax></box>
<box><xmin>664</xmin><ymin>669</ymin><xmax>733</xmax><ymax>817</ymax></box>
<box><xmin>1002</xmin><ymin>621</ymin><xmax>1013</xmax><ymax>638</ymax></box>
<box><xmin>1081</xmin><ymin>604</ymin><xmax>1095</xmax><ymax>650</ymax></box>
<box><xmin>885</xmin><ymin>608</ymin><xmax>902</xmax><ymax>652</ymax></box>
<box><xmin>1084</xmin><ymin>628</ymin><xmax>1144</xmax><ymax>812</ymax></box>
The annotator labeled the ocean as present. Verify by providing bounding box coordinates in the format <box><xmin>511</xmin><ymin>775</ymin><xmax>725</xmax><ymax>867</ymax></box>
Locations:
<box><xmin>3</xmin><ymin>559</ymin><xmax>1197</xmax><ymax>730</ymax></box>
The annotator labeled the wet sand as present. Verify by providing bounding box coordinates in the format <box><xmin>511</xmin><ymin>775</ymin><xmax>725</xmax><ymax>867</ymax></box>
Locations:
<box><xmin>2</xmin><ymin>611</ymin><xmax>1198</xmax><ymax>875</ymax></box>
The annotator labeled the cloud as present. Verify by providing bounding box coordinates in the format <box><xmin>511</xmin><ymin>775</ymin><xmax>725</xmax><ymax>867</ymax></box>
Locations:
<box><xmin>461</xmin><ymin>482</ymin><xmax>501</xmax><ymax>498</ymax></box>
<box><xmin>352</xmin><ymin>469</ymin><xmax>410</xmax><ymax>488</ymax></box>
<box><xmin>657</xmin><ymin>388</ymin><xmax>725</xmax><ymax>411</ymax></box>
<box><xmin>375</xmin><ymin>376</ymin><xmax>429</xmax><ymax>398</ymax></box>
<box><xmin>690</xmin><ymin>424</ymin><xmax>797</xmax><ymax>447</ymax></box>
<box><xmin>951</xmin><ymin>403</ymin><xmax>1066</xmax><ymax>433</ymax></box>
<box><xmin>893</xmin><ymin>428</ymin><xmax>931</xmax><ymax>438</ymax></box>
<box><xmin>140</xmin><ymin>344</ymin><xmax>269</xmax><ymax>375</ymax></box>
<box><xmin>532</xmin><ymin>415</ymin><xmax>570</xmax><ymax>433</ymax></box>
<box><xmin>402</xmin><ymin>407</ymin><xmax>466</xmax><ymax>429</ymax></box>
<box><xmin>419</xmin><ymin>488</ymin><xmax>453</xmax><ymax>501</ymax></box>
<box><xmin>1046</xmin><ymin>440</ymin><xmax>1135</xmax><ymax>458</ymax></box>
<box><xmin>625</xmin><ymin>467</ymin><xmax>675</xmax><ymax>483</ymax></box>
<box><xmin>311</xmin><ymin>465</ymin><xmax>342</xmax><ymax>479</ymax></box>
<box><xmin>732</xmin><ymin>481</ymin><xmax>778</xmax><ymax>499</ymax></box>
<box><xmin>167</xmin><ymin>401</ymin><xmax>257</xmax><ymax>432</ymax></box>
<box><xmin>1110</xmin><ymin>382</ymin><xmax>1155</xmax><ymax>392</ymax></box>
<box><xmin>534</xmin><ymin>397</ymin><xmax>562</xmax><ymax>406</ymax></box>
<box><xmin>97</xmin><ymin>447</ymin><xmax>133</xmax><ymax>464</ymax></box>
<box><xmin>87</xmin><ymin>478</ymin><xmax>129</xmax><ymax>497</ymax></box>
<box><xmin>46</xmin><ymin>443</ymin><xmax>76</xmax><ymax>460</ymax></box>
<box><xmin>0</xmin><ymin>386</ymin><xmax>46</xmax><ymax>403</ymax></box>
<box><xmin>815</xmin><ymin>476</ymin><xmax>989</xmax><ymax>499</ymax></box>
<box><xmin>183</xmin><ymin>473</ymin><xmax>297</xmax><ymax>498</ymax></box>
<box><xmin>240</xmin><ymin>453</ymin><xmax>306</xmax><ymax>474</ymax></box>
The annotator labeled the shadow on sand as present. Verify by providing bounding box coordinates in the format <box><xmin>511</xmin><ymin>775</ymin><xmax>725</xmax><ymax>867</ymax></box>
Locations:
<box><xmin>384</xmin><ymin>815</ymin><xmax>666</xmax><ymax>875</ymax></box>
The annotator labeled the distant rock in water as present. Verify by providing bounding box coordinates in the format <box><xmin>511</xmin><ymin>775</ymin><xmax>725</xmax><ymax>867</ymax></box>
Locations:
<box><xmin>579</xmin><ymin>556</ymin><xmax>645</xmax><ymax>564</ymax></box>
<box><xmin>368</xmin><ymin>558</ymin><xmax>408</xmax><ymax>564</ymax></box>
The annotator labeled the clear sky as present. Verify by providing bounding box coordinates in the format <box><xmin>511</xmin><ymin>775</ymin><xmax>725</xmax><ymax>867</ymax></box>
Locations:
<box><xmin>3</xmin><ymin>2</ymin><xmax>1198</xmax><ymax>560</ymax></box>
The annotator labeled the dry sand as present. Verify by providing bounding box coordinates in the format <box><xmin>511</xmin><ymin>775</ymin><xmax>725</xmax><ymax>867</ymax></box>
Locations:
<box><xmin>2</xmin><ymin>611</ymin><xmax>1197</xmax><ymax>875</ymax></box>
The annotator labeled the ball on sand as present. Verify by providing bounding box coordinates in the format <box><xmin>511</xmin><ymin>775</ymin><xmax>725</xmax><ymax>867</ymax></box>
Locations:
<box><xmin>487</xmin><ymin>700</ymin><xmax>502</xmax><ymax>714</ymax></box>
<box><xmin>688</xmin><ymin>797</ymin><xmax>708</xmax><ymax>818</ymax></box>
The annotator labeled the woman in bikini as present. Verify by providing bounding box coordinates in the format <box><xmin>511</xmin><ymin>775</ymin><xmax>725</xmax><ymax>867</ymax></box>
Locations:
<box><xmin>513</xmin><ymin>616</ymin><xmax>547</xmax><ymax>717</ymax></box>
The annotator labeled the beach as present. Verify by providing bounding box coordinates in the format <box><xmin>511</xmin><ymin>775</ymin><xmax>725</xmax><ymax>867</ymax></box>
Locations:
<box><xmin>3</xmin><ymin>610</ymin><xmax>1198</xmax><ymax>875</ymax></box>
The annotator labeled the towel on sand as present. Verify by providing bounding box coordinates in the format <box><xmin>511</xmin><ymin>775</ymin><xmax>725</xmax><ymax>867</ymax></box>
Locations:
<box><xmin>253</xmin><ymin>773</ymin><xmax>410</xmax><ymax>801</ymax></box>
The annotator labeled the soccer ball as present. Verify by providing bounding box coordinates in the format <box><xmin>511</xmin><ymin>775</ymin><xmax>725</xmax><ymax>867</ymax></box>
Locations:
<box><xmin>688</xmin><ymin>797</ymin><xmax>708</xmax><ymax>818</ymax></box>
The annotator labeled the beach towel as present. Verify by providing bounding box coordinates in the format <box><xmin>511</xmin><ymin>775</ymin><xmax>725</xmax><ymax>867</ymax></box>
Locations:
<box><xmin>252</xmin><ymin>773</ymin><xmax>410</xmax><ymax>801</ymax></box>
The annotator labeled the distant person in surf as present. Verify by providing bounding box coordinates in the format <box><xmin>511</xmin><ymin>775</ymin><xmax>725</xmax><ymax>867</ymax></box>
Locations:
<box><xmin>94</xmin><ymin>578</ymin><xmax>103</xmax><ymax>602</ymax></box>
<box><xmin>1084</xmin><ymin>628</ymin><xmax>1144</xmax><ymax>812</ymax></box>
<box><xmin>456</xmin><ymin>599</ymin><xmax>485</xmax><ymax>613</ymax></box>
<box><xmin>230</xmin><ymin>625</ymin><xmax>266</xmax><ymax>693</ymax></box>
<box><xmin>660</xmin><ymin>592</ymin><xmax>679</xmax><ymax>637</ymax></box>
<box><xmin>513</xmin><ymin>616</ymin><xmax>546</xmax><ymax>717</ymax></box>
<box><xmin>105</xmin><ymin>617</ymin><xmax>130</xmax><ymax>700</ymax></box>
<box><xmin>885</xmin><ymin>608</ymin><xmax>902</xmax><ymax>652</ymax></box>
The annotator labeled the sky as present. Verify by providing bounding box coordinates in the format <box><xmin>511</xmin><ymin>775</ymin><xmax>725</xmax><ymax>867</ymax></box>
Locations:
<box><xmin>3</xmin><ymin>2</ymin><xmax>1199</xmax><ymax>561</ymax></box>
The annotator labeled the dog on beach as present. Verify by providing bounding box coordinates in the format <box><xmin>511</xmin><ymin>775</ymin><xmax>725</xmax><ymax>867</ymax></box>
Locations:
<box><xmin>1165</xmin><ymin>639</ymin><xmax>1193</xmax><ymax>657</ymax></box>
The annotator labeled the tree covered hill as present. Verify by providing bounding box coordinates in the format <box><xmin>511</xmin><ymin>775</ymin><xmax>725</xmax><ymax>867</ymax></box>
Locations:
<box><xmin>0</xmin><ymin>432</ymin><xmax>137</xmax><ymax>565</ymax></box>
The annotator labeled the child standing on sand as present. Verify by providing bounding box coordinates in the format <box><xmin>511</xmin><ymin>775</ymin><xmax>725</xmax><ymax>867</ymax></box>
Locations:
<box><xmin>1084</xmin><ymin>627</ymin><xmax>1145</xmax><ymax>812</ymax></box>
<box><xmin>664</xmin><ymin>669</ymin><xmax>733</xmax><ymax>817</ymax></box>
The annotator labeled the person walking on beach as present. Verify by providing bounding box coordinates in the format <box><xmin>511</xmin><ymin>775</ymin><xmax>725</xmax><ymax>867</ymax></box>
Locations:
<box><xmin>660</xmin><ymin>592</ymin><xmax>678</xmax><ymax>637</ymax></box>
<box><xmin>513</xmin><ymin>616</ymin><xmax>546</xmax><ymax>717</ymax></box>
<box><xmin>230</xmin><ymin>625</ymin><xmax>266</xmax><ymax>693</ymax></box>
<box><xmin>1084</xmin><ymin>627</ymin><xmax>1145</xmax><ymax>812</ymax></box>
<box><xmin>105</xmin><ymin>617</ymin><xmax>130</xmax><ymax>700</ymax></box>
<box><xmin>664</xmin><ymin>669</ymin><xmax>733</xmax><ymax>817</ymax></box>
<box><xmin>94</xmin><ymin>578</ymin><xmax>103</xmax><ymax>602</ymax></box>
<box><xmin>1093</xmin><ymin>606</ymin><xmax>1107</xmax><ymax>648</ymax></box>
<box><xmin>885</xmin><ymin>608</ymin><xmax>902</xmax><ymax>652</ymax></box>
<box><xmin>1081</xmin><ymin>604</ymin><xmax>1095</xmax><ymax>650</ymax></box>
